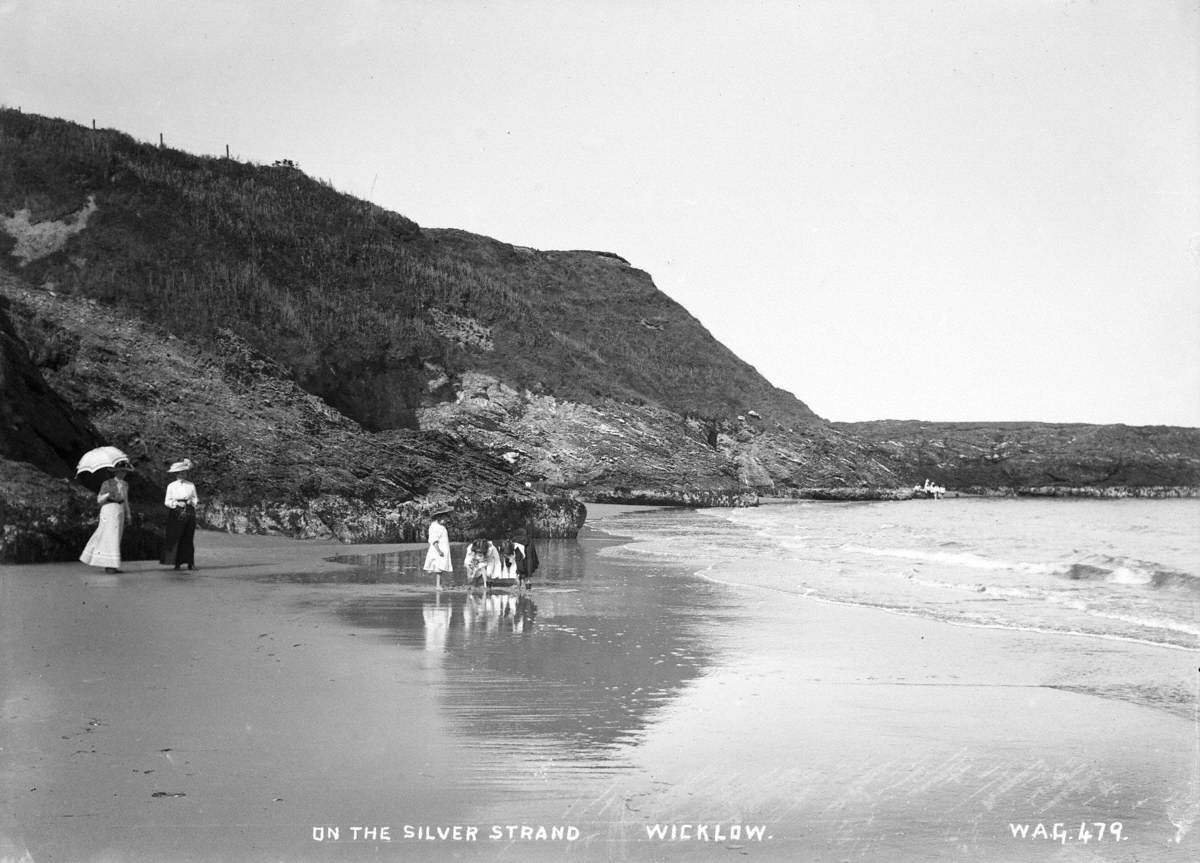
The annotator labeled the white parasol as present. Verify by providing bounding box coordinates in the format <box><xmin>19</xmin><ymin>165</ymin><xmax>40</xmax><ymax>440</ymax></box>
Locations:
<box><xmin>75</xmin><ymin>446</ymin><xmax>131</xmax><ymax>475</ymax></box>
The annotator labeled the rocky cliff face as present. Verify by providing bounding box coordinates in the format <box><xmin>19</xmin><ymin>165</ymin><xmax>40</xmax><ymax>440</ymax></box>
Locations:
<box><xmin>415</xmin><ymin>370</ymin><xmax>904</xmax><ymax>501</ymax></box>
<box><xmin>0</xmin><ymin>293</ymin><xmax>101</xmax><ymax>472</ymax></box>
<box><xmin>0</xmin><ymin>455</ymin><xmax>162</xmax><ymax>564</ymax></box>
<box><xmin>0</xmin><ymin>273</ymin><xmax>584</xmax><ymax>563</ymax></box>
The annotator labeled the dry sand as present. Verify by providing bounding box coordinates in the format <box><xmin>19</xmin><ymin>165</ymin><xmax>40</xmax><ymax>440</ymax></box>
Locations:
<box><xmin>1</xmin><ymin>508</ymin><xmax>1196</xmax><ymax>862</ymax></box>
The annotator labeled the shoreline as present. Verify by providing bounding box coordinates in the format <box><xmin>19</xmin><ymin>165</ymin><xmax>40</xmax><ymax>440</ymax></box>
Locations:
<box><xmin>769</xmin><ymin>485</ymin><xmax>1200</xmax><ymax>501</ymax></box>
<box><xmin>5</xmin><ymin>490</ymin><xmax>1196</xmax><ymax>568</ymax></box>
<box><xmin>696</xmin><ymin>559</ymin><xmax>1200</xmax><ymax>655</ymax></box>
<box><xmin>2</xmin><ymin>510</ymin><xmax>1196</xmax><ymax>861</ymax></box>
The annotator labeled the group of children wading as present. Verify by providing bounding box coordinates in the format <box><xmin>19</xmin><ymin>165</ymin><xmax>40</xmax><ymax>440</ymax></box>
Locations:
<box><xmin>422</xmin><ymin>506</ymin><xmax>539</xmax><ymax>590</ymax></box>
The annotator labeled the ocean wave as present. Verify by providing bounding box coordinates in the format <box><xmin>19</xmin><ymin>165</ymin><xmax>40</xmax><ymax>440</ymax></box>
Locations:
<box><xmin>841</xmin><ymin>543</ymin><xmax>1059</xmax><ymax>575</ymax></box>
<box><xmin>1068</xmin><ymin>607</ymin><xmax>1200</xmax><ymax>640</ymax></box>
<box><xmin>1063</xmin><ymin>556</ymin><xmax>1200</xmax><ymax>592</ymax></box>
<box><xmin>899</xmin><ymin>573</ymin><xmax>1047</xmax><ymax>600</ymax></box>
<box><xmin>837</xmin><ymin>543</ymin><xmax>1200</xmax><ymax>594</ymax></box>
<box><xmin>893</xmin><ymin>571</ymin><xmax>1200</xmax><ymax>639</ymax></box>
<box><xmin>690</xmin><ymin>564</ymin><xmax>1198</xmax><ymax>650</ymax></box>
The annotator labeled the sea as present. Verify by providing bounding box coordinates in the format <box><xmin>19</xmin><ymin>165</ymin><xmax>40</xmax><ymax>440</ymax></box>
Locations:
<box><xmin>591</xmin><ymin>497</ymin><xmax>1200</xmax><ymax>651</ymax></box>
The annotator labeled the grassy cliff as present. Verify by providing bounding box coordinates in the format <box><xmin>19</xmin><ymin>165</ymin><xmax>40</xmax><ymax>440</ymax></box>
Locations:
<box><xmin>0</xmin><ymin>108</ymin><xmax>819</xmax><ymax>432</ymax></box>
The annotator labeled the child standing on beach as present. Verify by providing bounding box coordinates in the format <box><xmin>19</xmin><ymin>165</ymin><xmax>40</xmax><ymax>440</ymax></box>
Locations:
<box><xmin>423</xmin><ymin>507</ymin><xmax>454</xmax><ymax>589</ymax></box>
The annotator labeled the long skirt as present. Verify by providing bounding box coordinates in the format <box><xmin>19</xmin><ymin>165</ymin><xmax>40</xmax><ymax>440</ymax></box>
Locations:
<box><xmin>160</xmin><ymin>505</ymin><xmax>196</xmax><ymax>567</ymax></box>
<box><xmin>79</xmin><ymin>502</ymin><xmax>125</xmax><ymax>569</ymax></box>
<box><xmin>423</xmin><ymin>545</ymin><xmax>453</xmax><ymax>573</ymax></box>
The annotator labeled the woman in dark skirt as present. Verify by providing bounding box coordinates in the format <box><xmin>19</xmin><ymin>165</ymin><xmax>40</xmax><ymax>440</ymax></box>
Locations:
<box><xmin>160</xmin><ymin>458</ymin><xmax>199</xmax><ymax>569</ymax></box>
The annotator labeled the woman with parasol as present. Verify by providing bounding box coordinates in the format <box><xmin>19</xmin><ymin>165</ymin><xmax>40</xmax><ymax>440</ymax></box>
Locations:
<box><xmin>79</xmin><ymin>463</ymin><xmax>133</xmax><ymax>573</ymax></box>
<box><xmin>160</xmin><ymin>458</ymin><xmax>199</xmax><ymax>570</ymax></box>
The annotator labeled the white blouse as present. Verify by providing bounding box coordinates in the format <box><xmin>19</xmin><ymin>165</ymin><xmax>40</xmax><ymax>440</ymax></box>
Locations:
<box><xmin>164</xmin><ymin>479</ymin><xmax>199</xmax><ymax>509</ymax></box>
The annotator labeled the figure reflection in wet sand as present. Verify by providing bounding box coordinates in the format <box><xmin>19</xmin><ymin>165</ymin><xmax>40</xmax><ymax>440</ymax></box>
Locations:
<box><xmin>422</xmin><ymin>506</ymin><xmax>454</xmax><ymax>590</ymax></box>
<box><xmin>463</xmin><ymin>592</ymin><xmax>536</xmax><ymax>635</ymax></box>
<box><xmin>463</xmin><ymin>538</ymin><xmax>501</xmax><ymax>589</ymax></box>
<box><xmin>512</xmin><ymin>594</ymin><xmax>536</xmax><ymax>633</ymax></box>
<box><xmin>421</xmin><ymin>596</ymin><xmax>453</xmax><ymax>652</ymax></box>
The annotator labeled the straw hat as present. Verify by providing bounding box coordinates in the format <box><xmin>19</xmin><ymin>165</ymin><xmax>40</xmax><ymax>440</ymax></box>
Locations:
<box><xmin>430</xmin><ymin>506</ymin><xmax>453</xmax><ymax>518</ymax></box>
<box><xmin>167</xmin><ymin>458</ymin><xmax>194</xmax><ymax>474</ymax></box>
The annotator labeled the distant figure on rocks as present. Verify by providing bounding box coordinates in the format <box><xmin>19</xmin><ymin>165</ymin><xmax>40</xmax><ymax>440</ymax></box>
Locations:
<box><xmin>423</xmin><ymin>507</ymin><xmax>454</xmax><ymax>589</ymax></box>
<box><xmin>920</xmin><ymin>478</ymin><xmax>946</xmax><ymax>500</ymax></box>
<box><xmin>80</xmin><ymin>465</ymin><xmax>132</xmax><ymax>573</ymax></box>
<box><xmin>161</xmin><ymin>459</ymin><xmax>199</xmax><ymax>570</ymax></box>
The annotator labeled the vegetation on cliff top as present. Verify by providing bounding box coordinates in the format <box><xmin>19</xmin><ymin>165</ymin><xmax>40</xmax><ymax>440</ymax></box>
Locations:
<box><xmin>0</xmin><ymin>108</ymin><xmax>819</xmax><ymax>431</ymax></box>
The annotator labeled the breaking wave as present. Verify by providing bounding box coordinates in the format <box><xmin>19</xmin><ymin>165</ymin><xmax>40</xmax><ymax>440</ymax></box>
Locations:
<box><xmin>589</xmin><ymin>498</ymin><xmax>1200</xmax><ymax>650</ymax></box>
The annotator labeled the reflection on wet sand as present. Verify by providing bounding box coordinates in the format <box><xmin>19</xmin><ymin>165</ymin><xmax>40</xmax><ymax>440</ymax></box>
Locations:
<box><xmin>422</xmin><ymin>597</ymin><xmax>453</xmax><ymax>652</ymax></box>
<box><xmin>461</xmin><ymin>592</ymin><xmax>536</xmax><ymax>635</ymax></box>
<box><xmin>303</xmin><ymin>538</ymin><xmax>727</xmax><ymax>756</ymax></box>
<box><xmin>421</xmin><ymin>593</ymin><xmax>536</xmax><ymax>651</ymax></box>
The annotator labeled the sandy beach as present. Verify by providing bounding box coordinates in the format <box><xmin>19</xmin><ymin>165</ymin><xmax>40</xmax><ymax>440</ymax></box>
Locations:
<box><xmin>1</xmin><ymin>505</ymin><xmax>1196</xmax><ymax>863</ymax></box>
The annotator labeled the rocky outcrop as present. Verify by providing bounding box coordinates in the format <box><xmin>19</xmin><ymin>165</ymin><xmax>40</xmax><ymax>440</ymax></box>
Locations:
<box><xmin>0</xmin><ymin>294</ymin><xmax>101</xmax><ymax>474</ymax></box>
<box><xmin>1014</xmin><ymin>486</ymin><xmax>1198</xmax><ymax>499</ymax></box>
<box><xmin>1</xmin><ymin>195</ymin><xmax>97</xmax><ymax>266</ymax></box>
<box><xmin>416</xmin><ymin>371</ymin><xmax>903</xmax><ymax>504</ymax></box>
<box><xmin>198</xmin><ymin>493</ymin><xmax>585</xmax><ymax>542</ymax></box>
<box><xmin>584</xmin><ymin>487</ymin><xmax>760</xmax><ymax>508</ymax></box>
<box><xmin>791</xmin><ymin>487</ymin><xmax>918</xmax><ymax>502</ymax></box>
<box><xmin>0</xmin><ymin>456</ymin><xmax>96</xmax><ymax>563</ymax></box>
<box><xmin>0</xmin><ymin>456</ymin><xmax>162</xmax><ymax>564</ymax></box>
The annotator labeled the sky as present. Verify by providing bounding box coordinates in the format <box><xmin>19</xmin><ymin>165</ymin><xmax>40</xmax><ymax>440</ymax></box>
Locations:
<box><xmin>2</xmin><ymin>0</ymin><xmax>1198</xmax><ymax>426</ymax></box>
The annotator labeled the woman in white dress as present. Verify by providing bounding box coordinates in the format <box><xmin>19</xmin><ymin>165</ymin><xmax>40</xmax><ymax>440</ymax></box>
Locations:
<box><xmin>161</xmin><ymin>458</ymin><xmax>199</xmax><ymax>569</ymax></box>
<box><xmin>79</xmin><ymin>465</ymin><xmax>132</xmax><ymax>573</ymax></box>
<box><xmin>423</xmin><ymin>507</ymin><xmax>454</xmax><ymax>588</ymax></box>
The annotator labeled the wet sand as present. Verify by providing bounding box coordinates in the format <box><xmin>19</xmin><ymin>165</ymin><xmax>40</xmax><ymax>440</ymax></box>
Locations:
<box><xmin>1</xmin><ymin>507</ymin><xmax>1196</xmax><ymax>862</ymax></box>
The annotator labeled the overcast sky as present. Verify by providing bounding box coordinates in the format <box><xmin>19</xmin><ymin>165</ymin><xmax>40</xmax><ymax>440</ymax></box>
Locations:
<box><xmin>2</xmin><ymin>0</ymin><xmax>1197</xmax><ymax>426</ymax></box>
